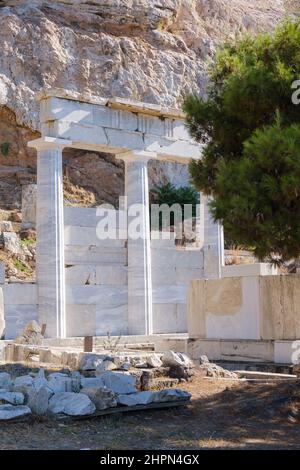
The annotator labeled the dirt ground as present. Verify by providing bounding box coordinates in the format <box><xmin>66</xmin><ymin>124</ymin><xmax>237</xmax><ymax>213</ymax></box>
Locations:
<box><xmin>1</xmin><ymin>372</ymin><xmax>300</xmax><ymax>450</ymax></box>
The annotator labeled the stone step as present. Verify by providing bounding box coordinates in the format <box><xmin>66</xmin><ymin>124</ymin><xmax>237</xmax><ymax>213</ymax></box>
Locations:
<box><xmin>216</xmin><ymin>361</ymin><xmax>294</xmax><ymax>375</ymax></box>
<box><xmin>234</xmin><ymin>370</ymin><xmax>298</xmax><ymax>380</ymax></box>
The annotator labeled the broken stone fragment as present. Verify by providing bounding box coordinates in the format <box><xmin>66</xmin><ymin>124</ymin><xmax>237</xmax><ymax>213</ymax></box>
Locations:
<box><xmin>152</xmin><ymin>389</ymin><xmax>191</xmax><ymax>403</ymax></box>
<box><xmin>27</xmin><ymin>386</ymin><xmax>54</xmax><ymax>415</ymax></box>
<box><xmin>14</xmin><ymin>320</ymin><xmax>44</xmax><ymax>345</ymax></box>
<box><xmin>199</xmin><ymin>362</ymin><xmax>238</xmax><ymax>379</ymax></box>
<box><xmin>80</xmin><ymin>387</ymin><xmax>117</xmax><ymax>410</ymax></box>
<box><xmin>97</xmin><ymin>371</ymin><xmax>137</xmax><ymax>394</ymax></box>
<box><xmin>117</xmin><ymin>388</ymin><xmax>191</xmax><ymax>406</ymax></box>
<box><xmin>117</xmin><ymin>391</ymin><xmax>154</xmax><ymax>406</ymax></box>
<box><xmin>162</xmin><ymin>351</ymin><xmax>194</xmax><ymax>369</ymax></box>
<box><xmin>0</xmin><ymin>391</ymin><xmax>24</xmax><ymax>405</ymax></box>
<box><xmin>48</xmin><ymin>392</ymin><xmax>96</xmax><ymax>416</ymax></box>
<box><xmin>95</xmin><ymin>360</ymin><xmax>118</xmax><ymax>375</ymax></box>
<box><xmin>0</xmin><ymin>221</ymin><xmax>13</xmax><ymax>232</ymax></box>
<box><xmin>80</xmin><ymin>377</ymin><xmax>103</xmax><ymax>389</ymax></box>
<box><xmin>2</xmin><ymin>232</ymin><xmax>21</xmax><ymax>254</ymax></box>
<box><xmin>0</xmin><ymin>372</ymin><xmax>12</xmax><ymax>389</ymax></box>
<box><xmin>0</xmin><ymin>404</ymin><xmax>31</xmax><ymax>421</ymax></box>
<box><xmin>47</xmin><ymin>376</ymin><xmax>78</xmax><ymax>393</ymax></box>
<box><xmin>199</xmin><ymin>355</ymin><xmax>210</xmax><ymax>364</ymax></box>
<box><xmin>14</xmin><ymin>375</ymin><xmax>34</xmax><ymax>388</ymax></box>
<box><xmin>146</xmin><ymin>354</ymin><xmax>163</xmax><ymax>368</ymax></box>
<box><xmin>79</xmin><ymin>353</ymin><xmax>107</xmax><ymax>371</ymax></box>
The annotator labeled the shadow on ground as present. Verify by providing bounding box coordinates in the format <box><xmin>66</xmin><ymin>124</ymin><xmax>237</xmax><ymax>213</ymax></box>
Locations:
<box><xmin>1</xmin><ymin>370</ymin><xmax>300</xmax><ymax>449</ymax></box>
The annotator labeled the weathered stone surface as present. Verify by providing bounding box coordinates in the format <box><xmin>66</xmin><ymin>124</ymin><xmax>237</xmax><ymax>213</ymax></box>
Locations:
<box><xmin>80</xmin><ymin>377</ymin><xmax>103</xmax><ymax>389</ymax></box>
<box><xmin>199</xmin><ymin>355</ymin><xmax>210</xmax><ymax>364</ymax></box>
<box><xmin>0</xmin><ymin>391</ymin><xmax>24</xmax><ymax>405</ymax></box>
<box><xmin>0</xmin><ymin>221</ymin><xmax>13</xmax><ymax>232</ymax></box>
<box><xmin>79</xmin><ymin>353</ymin><xmax>106</xmax><ymax>371</ymax></box>
<box><xmin>14</xmin><ymin>320</ymin><xmax>43</xmax><ymax>345</ymax></box>
<box><xmin>95</xmin><ymin>360</ymin><xmax>118</xmax><ymax>375</ymax></box>
<box><xmin>200</xmin><ymin>362</ymin><xmax>238</xmax><ymax>379</ymax></box>
<box><xmin>97</xmin><ymin>371</ymin><xmax>137</xmax><ymax>394</ymax></box>
<box><xmin>0</xmin><ymin>372</ymin><xmax>11</xmax><ymax>389</ymax></box>
<box><xmin>146</xmin><ymin>354</ymin><xmax>163</xmax><ymax>368</ymax></box>
<box><xmin>0</xmin><ymin>404</ymin><xmax>31</xmax><ymax>421</ymax></box>
<box><xmin>14</xmin><ymin>375</ymin><xmax>34</xmax><ymax>388</ymax></box>
<box><xmin>118</xmin><ymin>388</ymin><xmax>191</xmax><ymax>405</ymax></box>
<box><xmin>2</xmin><ymin>232</ymin><xmax>21</xmax><ymax>254</ymax></box>
<box><xmin>32</xmin><ymin>368</ymin><xmax>48</xmax><ymax>390</ymax></box>
<box><xmin>48</xmin><ymin>392</ymin><xmax>96</xmax><ymax>416</ymax></box>
<box><xmin>47</xmin><ymin>376</ymin><xmax>80</xmax><ymax>393</ymax></box>
<box><xmin>152</xmin><ymin>388</ymin><xmax>191</xmax><ymax>402</ymax></box>
<box><xmin>28</xmin><ymin>386</ymin><xmax>54</xmax><ymax>415</ymax></box>
<box><xmin>162</xmin><ymin>351</ymin><xmax>194</xmax><ymax>369</ymax></box>
<box><xmin>80</xmin><ymin>387</ymin><xmax>117</xmax><ymax>410</ymax></box>
<box><xmin>117</xmin><ymin>391</ymin><xmax>154</xmax><ymax>406</ymax></box>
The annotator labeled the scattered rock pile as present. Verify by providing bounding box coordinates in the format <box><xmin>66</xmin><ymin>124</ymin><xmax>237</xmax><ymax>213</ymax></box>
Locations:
<box><xmin>199</xmin><ymin>355</ymin><xmax>238</xmax><ymax>380</ymax></box>
<box><xmin>0</xmin><ymin>350</ymin><xmax>194</xmax><ymax>421</ymax></box>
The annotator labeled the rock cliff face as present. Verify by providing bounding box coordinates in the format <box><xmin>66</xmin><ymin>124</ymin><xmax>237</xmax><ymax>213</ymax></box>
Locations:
<box><xmin>0</xmin><ymin>0</ymin><xmax>296</xmax><ymax>207</ymax></box>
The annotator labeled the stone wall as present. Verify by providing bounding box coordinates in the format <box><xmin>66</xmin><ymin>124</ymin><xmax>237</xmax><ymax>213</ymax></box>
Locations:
<box><xmin>64</xmin><ymin>206</ymin><xmax>203</xmax><ymax>337</ymax></box>
<box><xmin>188</xmin><ymin>273</ymin><xmax>300</xmax><ymax>341</ymax></box>
<box><xmin>2</xmin><ymin>283</ymin><xmax>38</xmax><ymax>339</ymax></box>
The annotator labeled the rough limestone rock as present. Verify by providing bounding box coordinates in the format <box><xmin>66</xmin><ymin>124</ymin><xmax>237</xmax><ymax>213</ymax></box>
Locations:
<box><xmin>0</xmin><ymin>1</ymin><xmax>294</xmax><ymax>209</ymax></box>
<box><xmin>28</xmin><ymin>386</ymin><xmax>54</xmax><ymax>415</ymax></box>
<box><xmin>80</xmin><ymin>387</ymin><xmax>117</xmax><ymax>410</ymax></box>
<box><xmin>0</xmin><ymin>391</ymin><xmax>24</xmax><ymax>405</ymax></box>
<box><xmin>0</xmin><ymin>288</ymin><xmax>4</xmax><ymax>340</ymax></box>
<box><xmin>0</xmin><ymin>372</ymin><xmax>11</xmax><ymax>389</ymax></box>
<box><xmin>0</xmin><ymin>404</ymin><xmax>31</xmax><ymax>421</ymax></box>
<box><xmin>48</xmin><ymin>392</ymin><xmax>96</xmax><ymax>416</ymax></box>
<box><xmin>97</xmin><ymin>371</ymin><xmax>137</xmax><ymax>395</ymax></box>
<box><xmin>162</xmin><ymin>351</ymin><xmax>194</xmax><ymax>369</ymax></box>
<box><xmin>14</xmin><ymin>320</ymin><xmax>43</xmax><ymax>345</ymax></box>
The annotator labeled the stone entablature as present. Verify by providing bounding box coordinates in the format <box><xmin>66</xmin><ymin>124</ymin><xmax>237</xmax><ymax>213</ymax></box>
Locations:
<box><xmin>38</xmin><ymin>88</ymin><xmax>201</xmax><ymax>161</ymax></box>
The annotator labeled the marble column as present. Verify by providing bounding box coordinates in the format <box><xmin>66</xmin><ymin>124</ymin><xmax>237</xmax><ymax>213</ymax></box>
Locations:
<box><xmin>200</xmin><ymin>193</ymin><xmax>224</xmax><ymax>279</ymax></box>
<box><xmin>117</xmin><ymin>151</ymin><xmax>156</xmax><ymax>335</ymax></box>
<box><xmin>28</xmin><ymin>137</ymin><xmax>70</xmax><ymax>338</ymax></box>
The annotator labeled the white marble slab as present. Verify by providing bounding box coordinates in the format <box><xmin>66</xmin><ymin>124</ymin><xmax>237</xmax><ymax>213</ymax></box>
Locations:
<box><xmin>3</xmin><ymin>283</ymin><xmax>38</xmax><ymax>305</ymax></box>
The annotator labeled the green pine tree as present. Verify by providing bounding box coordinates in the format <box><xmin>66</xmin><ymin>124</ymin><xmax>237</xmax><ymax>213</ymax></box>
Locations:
<box><xmin>184</xmin><ymin>20</ymin><xmax>300</xmax><ymax>263</ymax></box>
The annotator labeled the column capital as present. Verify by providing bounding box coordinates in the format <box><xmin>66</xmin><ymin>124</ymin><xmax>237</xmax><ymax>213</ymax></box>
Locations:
<box><xmin>28</xmin><ymin>137</ymin><xmax>72</xmax><ymax>151</ymax></box>
<box><xmin>116</xmin><ymin>150</ymin><xmax>157</xmax><ymax>164</ymax></box>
